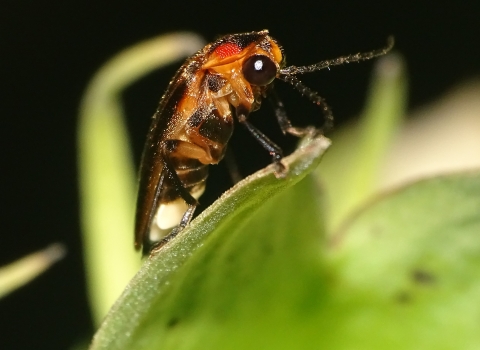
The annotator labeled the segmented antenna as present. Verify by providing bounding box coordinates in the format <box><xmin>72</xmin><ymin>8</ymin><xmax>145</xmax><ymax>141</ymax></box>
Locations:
<box><xmin>277</xmin><ymin>74</ymin><xmax>334</xmax><ymax>132</ymax></box>
<box><xmin>279</xmin><ymin>36</ymin><xmax>394</xmax><ymax>75</ymax></box>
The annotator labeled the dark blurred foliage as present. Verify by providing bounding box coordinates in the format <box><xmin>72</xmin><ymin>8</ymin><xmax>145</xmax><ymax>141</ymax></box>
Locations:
<box><xmin>0</xmin><ymin>1</ymin><xmax>478</xmax><ymax>348</ymax></box>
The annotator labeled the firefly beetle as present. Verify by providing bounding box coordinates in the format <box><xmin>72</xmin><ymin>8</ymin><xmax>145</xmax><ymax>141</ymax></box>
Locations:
<box><xmin>135</xmin><ymin>30</ymin><xmax>393</xmax><ymax>255</ymax></box>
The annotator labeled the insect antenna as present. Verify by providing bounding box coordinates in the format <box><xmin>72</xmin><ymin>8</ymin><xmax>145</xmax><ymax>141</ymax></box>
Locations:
<box><xmin>277</xmin><ymin>74</ymin><xmax>333</xmax><ymax>132</ymax></box>
<box><xmin>279</xmin><ymin>36</ymin><xmax>394</xmax><ymax>76</ymax></box>
<box><xmin>277</xmin><ymin>37</ymin><xmax>394</xmax><ymax>132</ymax></box>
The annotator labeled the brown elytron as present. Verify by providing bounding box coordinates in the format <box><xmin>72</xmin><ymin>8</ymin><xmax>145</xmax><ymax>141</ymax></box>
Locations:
<box><xmin>135</xmin><ymin>30</ymin><xmax>393</xmax><ymax>255</ymax></box>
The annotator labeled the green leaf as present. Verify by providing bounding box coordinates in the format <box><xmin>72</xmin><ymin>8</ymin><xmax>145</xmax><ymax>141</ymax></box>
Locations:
<box><xmin>0</xmin><ymin>244</ymin><xmax>65</xmax><ymax>299</ymax></box>
<box><xmin>327</xmin><ymin>171</ymin><xmax>480</xmax><ymax>349</ymax></box>
<box><xmin>91</xmin><ymin>168</ymin><xmax>480</xmax><ymax>349</ymax></box>
<box><xmin>90</xmin><ymin>135</ymin><xmax>331</xmax><ymax>349</ymax></box>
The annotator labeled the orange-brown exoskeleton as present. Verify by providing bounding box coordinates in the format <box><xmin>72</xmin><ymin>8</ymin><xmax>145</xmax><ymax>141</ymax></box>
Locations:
<box><xmin>135</xmin><ymin>30</ymin><xmax>393</xmax><ymax>255</ymax></box>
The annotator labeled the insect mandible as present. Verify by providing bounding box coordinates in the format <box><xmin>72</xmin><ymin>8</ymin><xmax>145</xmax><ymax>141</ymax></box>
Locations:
<box><xmin>135</xmin><ymin>30</ymin><xmax>393</xmax><ymax>255</ymax></box>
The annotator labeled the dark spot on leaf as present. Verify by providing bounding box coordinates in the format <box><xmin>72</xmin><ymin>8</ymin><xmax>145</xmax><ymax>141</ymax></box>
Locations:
<box><xmin>225</xmin><ymin>253</ymin><xmax>236</xmax><ymax>263</ymax></box>
<box><xmin>412</xmin><ymin>269</ymin><xmax>436</xmax><ymax>285</ymax></box>
<box><xmin>261</xmin><ymin>242</ymin><xmax>273</xmax><ymax>255</ymax></box>
<box><xmin>167</xmin><ymin>317</ymin><xmax>180</xmax><ymax>328</ymax></box>
<box><xmin>396</xmin><ymin>291</ymin><xmax>412</xmax><ymax>304</ymax></box>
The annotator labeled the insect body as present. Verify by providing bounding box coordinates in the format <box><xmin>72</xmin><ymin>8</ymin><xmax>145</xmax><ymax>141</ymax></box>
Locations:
<box><xmin>135</xmin><ymin>30</ymin><xmax>393</xmax><ymax>255</ymax></box>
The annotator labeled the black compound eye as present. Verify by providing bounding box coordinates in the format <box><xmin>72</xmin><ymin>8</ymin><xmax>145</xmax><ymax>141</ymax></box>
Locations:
<box><xmin>242</xmin><ymin>55</ymin><xmax>277</xmax><ymax>86</ymax></box>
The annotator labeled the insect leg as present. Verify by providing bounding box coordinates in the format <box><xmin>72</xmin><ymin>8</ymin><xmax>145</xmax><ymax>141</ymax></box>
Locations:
<box><xmin>149</xmin><ymin>140</ymin><xmax>201</xmax><ymax>254</ymax></box>
<box><xmin>276</xmin><ymin>74</ymin><xmax>333</xmax><ymax>133</ymax></box>
<box><xmin>236</xmin><ymin>107</ymin><xmax>286</xmax><ymax>175</ymax></box>
<box><xmin>162</xmin><ymin>144</ymin><xmax>199</xmax><ymax>206</ymax></box>
<box><xmin>224</xmin><ymin>147</ymin><xmax>243</xmax><ymax>184</ymax></box>
<box><xmin>267</xmin><ymin>88</ymin><xmax>317</xmax><ymax>137</ymax></box>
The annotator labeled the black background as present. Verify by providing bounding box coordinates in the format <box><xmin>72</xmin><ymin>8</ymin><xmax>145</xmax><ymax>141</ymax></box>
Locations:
<box><xmin>1</xmin><ymin>1</ymin><xmax>479</xmax><ymax>349</ymax></box>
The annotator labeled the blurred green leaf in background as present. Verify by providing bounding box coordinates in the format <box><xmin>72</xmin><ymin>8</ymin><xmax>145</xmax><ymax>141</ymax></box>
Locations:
<box><xmin>0</xmin><ymin>244</ymin><xmax>65</xmax><ymax>299</ymax></box>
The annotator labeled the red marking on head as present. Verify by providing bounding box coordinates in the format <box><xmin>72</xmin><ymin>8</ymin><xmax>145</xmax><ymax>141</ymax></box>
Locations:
<box><xmin>214</xmin><ymin>43</ymin><xmax>242</xmax><ymax>59</ymax></box>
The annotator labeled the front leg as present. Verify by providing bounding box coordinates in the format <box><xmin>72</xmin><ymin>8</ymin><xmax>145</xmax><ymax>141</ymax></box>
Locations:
<box><xmin>236</xmin><ymin>105</ymin><xmax>287</xmax><ymax>176</ymax></box>
<box><xmin>268</xmin><ymin>88</ymin><xmax>317</xmax><ymax>138</ymax></box>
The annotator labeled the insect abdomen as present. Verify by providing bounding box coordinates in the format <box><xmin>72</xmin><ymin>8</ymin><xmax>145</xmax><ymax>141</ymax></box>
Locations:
<box><xmin>160</xmin><ymin>158</ymin><xmax>208</xmax><ymax>203</ymax></box>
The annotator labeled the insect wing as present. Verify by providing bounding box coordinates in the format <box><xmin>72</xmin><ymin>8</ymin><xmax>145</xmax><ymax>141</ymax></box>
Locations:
<box><xmin>134</xmin><ymin>66</ymin><xmax>192</xmax><ymax>251</ymax></box>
